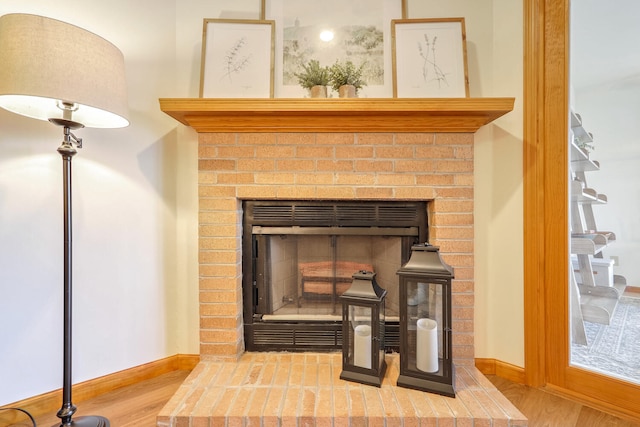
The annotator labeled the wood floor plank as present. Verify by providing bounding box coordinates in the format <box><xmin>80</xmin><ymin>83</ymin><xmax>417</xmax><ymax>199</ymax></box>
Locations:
<box><xmin>575</xmin><ymin>406</ymin><xmax>640</xmax><ymax>427</ymax></box>
<box><xmin>488</xmin><ymin>375</ymin><xmax>581</xmax><ymax>426</ymax></box>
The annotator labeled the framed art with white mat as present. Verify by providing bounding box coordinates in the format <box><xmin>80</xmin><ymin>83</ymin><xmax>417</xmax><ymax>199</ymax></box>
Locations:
<box><xmin>200</xmin><ymin>19</ymin><xmax>275</xmax><ymax>98</ymax></box>
<box><xmin>391</xmin><ymin>18</ymin><xmax>469</xmax><ymax>98</ymax></box>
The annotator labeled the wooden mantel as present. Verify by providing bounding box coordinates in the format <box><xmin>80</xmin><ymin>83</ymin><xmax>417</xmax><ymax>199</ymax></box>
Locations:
<box><xmin>159</xmin><ymin>98</ymin><xmax>514</xmax><ymax>133</ymax></box>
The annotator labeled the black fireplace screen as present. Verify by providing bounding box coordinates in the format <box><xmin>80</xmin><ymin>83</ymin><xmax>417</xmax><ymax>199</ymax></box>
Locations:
<box><xmin>242</xmin><ymin>200</ymin><xmax>428</xmax><ymax>352</ymax></box>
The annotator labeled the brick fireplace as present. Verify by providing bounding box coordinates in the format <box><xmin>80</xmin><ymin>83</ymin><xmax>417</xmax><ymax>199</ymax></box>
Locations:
<box><xmin>157</xmin><ymin>98</ymin><xmax>526</xmax><ymax>426</ymax></box>
<box><xmin>198</xmin><ymin>129</ymin><xmax>474</xmax><ymax>358</ymax></box>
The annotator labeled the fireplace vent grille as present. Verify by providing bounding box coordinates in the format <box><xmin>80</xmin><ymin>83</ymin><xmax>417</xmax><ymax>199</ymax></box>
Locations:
<box><xmin>251</xmin><ymin>325</ymin><xmax>342</xmax><ymax>349</ymax></box>
<box><xmin>247</xmin><ymin>201</ymin><xmax>426</xmax><ymax>229</ymax></box>
<box><xmin>249</xmin><ymin>323</ymin><xmax>401</xmax><ymax>351</ymax></box>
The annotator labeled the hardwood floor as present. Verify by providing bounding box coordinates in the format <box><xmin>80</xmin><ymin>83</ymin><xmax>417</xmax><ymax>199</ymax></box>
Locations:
<box><xmin>486</xmin><ymin>375</ymin><xmax>640</xmax><ymax>427</ymax></box>
<box><xmin>2</xmin><ymin>370</ymin><xmax>190</xmax><ymax>427</ymax></box>
<box><xmin>2</xmin><ymin>370</ymin><xmax>639</xmax><ymax>426</ymax></box>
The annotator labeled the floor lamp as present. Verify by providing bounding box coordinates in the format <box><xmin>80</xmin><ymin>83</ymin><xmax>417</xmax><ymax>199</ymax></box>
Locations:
<box><xmin>0</xmin><ymin>14</ymin><xmax>129</xmax><ymax>427</ymax></box>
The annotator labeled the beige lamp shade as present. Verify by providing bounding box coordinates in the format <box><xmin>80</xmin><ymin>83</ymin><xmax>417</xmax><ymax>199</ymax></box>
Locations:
<box><xmin>0</xmin><ymin>13</ymin><xmax>129</xmax><ymax>128</ymax></box>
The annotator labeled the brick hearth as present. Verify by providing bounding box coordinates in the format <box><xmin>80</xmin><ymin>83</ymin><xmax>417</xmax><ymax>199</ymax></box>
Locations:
<box><xmin>157</xmin><ymin>353</ymin><xmax>527</xmax><ymax>426</ymax></box>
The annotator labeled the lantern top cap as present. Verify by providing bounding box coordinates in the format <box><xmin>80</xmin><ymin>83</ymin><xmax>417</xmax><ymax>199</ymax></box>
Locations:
<box><xmin>411</xmin><ymin>243</ymin><xmax>439</xmax><ymax>252</ymax></box>
<box><xmin>397</xmin><ymin>243</ymin><xmax>454</xmax><ymax>279</ymax></box>
<box><xmin>353</xmin><ymin>270</ymin><xmax>375</xmax><ymax>280</ymax></box>
<box><xmin>341</xmin><ymin>270</ymin><xmax>387</xmax><ymax>301</ymax></box>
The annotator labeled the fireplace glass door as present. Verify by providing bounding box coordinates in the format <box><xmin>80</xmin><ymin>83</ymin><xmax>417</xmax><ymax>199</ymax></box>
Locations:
<box><xmin>255</xmin><ymin>232</ymin><xmax>404</xmax><ymax>320</ymax></box>
<box><xmin>242</xmin><ymin>200</ymin><xmax>427</xmax><ymax>352</ymax></box>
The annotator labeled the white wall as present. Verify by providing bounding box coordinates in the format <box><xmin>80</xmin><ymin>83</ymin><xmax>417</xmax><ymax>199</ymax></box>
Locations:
<box><xmin>480</xmin><ymin>0</ymin><xmax>524</xmax><ymax>366</ymax></box>
<box><xmin>0</xmin><ymin>0</ymin><xmax>524</xmax><ymax>406</ymax></box>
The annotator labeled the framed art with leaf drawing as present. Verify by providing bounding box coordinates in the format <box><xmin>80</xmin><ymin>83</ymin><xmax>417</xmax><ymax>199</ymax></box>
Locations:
<box><xmin>391</xmin><ymin>18</ymin><xmax>469</xmax><ymax>98</ymax></box>
<box><xmin>200</xmin><ymin>19</ymin><xmax>275</xmax><ymax>98</ymax></box>
<box><xmin>262</xmin><ymin>0</ymin><xmax>406</xmax><ymax>98</ymax></box>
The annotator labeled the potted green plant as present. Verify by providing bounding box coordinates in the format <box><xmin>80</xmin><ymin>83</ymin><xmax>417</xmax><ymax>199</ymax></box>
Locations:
<box><xmin>329</xmin><ymin>60</ymin><xmax>367</xmax><ymax>98</ymax></box>
<box><xmin>294</xmin><ymin>59</ymin><xmax>330</xmax><ymax>98</ymax></box>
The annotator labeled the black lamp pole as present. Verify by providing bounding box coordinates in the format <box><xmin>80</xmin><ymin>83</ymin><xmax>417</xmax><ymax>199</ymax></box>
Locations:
<box><xmin>52</xmin><ymin>121</ymin><xmax>109</xmax><ymax>427</ymax></box>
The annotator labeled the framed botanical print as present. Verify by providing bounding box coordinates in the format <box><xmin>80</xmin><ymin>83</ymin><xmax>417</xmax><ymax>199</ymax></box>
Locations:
<box><xmin>200</xmin><ymin>19</ymin><xmax>275</xmax><ymax>98</ymax></box>
<box><xmin>392</xmin><ymin>18</ymin><xmax>469</xmax><ymax>98</ymax></box>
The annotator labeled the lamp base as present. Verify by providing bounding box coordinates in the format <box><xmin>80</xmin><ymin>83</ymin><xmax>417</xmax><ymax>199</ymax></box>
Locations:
<box><xmin>53</xmin><ymin>415</ymin><xmax>110</xmax><ymax>427</ymax></box>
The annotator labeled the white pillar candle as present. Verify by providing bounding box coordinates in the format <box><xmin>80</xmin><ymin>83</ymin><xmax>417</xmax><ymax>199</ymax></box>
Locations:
<box><xmin>416</xmin><ymin>318</ymin><xmax>439</xmax><ymax>373</ymax></box>
<box><xmin>353</xmin><ymin>324</ymin><xmax>372</xmax><ymax>369</ymax></box>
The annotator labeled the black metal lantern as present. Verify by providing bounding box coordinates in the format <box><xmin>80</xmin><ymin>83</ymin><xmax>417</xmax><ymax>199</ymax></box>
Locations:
<box><xmin>396</xmin><ymin>243</ymin><xmax>455</xmax><ymax>397</ymax></box>
<box><xmin>339</xmin><ymin>270</ymin><xmax>387</xmax><ymax>387</ymax></box>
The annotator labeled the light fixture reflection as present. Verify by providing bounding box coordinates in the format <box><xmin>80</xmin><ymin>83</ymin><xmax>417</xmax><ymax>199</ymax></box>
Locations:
<box><xmin>319</xmin><ymin>29</ymin><xmax>334</xmax><ymax>42</ymax></box>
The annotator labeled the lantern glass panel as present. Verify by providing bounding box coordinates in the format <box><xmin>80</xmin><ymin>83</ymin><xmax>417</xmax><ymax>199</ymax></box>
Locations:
<box><xmin>379</xmin><ymin>298</ymin><xmax>385</xmax><ymax>369</ymax></box>
<box><xmin>407</xmin><ymin>279</ymin><xmax>443</xmax><ymax>375</ymax></box>
<box><xmin>348</xmin><ymin>305</ymin><xmax>372</xmax><ymax>368</ymax></box>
